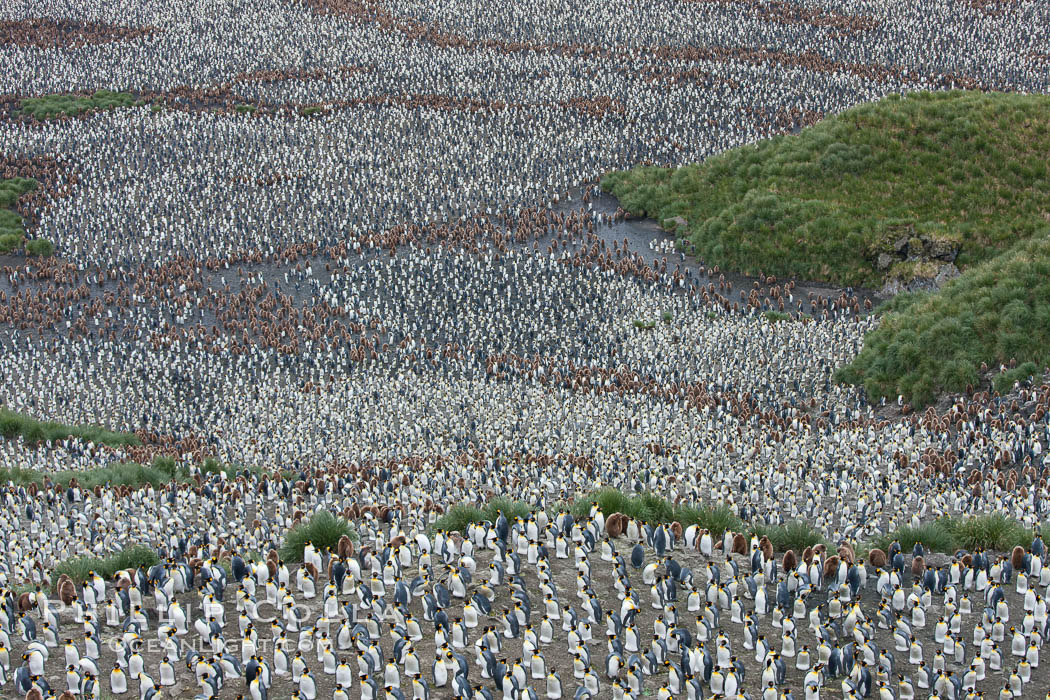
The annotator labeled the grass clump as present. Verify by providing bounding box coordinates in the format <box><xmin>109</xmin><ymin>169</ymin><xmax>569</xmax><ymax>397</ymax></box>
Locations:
<box><xmin>24</xmin><ymin>238</ymin><xmax>54</xmax><ymax>256</ymax></box>
<box><xmin>0</xmin><ymin>177</ymin><xmax>37</xmax><ymax>209</ymax></box>
<box><xmin>0</xmin><ymin>177</ymin><xmax>37</xmax><ymax>254</ymax></box>
<box><xmin>573</xmin><ymin>488</ymin><xmax>744</xmax><ymax>536</ymax></box>
<box><xmin>835</xmin><ymin>232</ymin><xmax>1050</xmax><ymax>406</ymax></box>
<box><xmin>678</xmin><ymin>503</ymin><xmax>745</xmax><ymax>537</ymax></box>
<box><xmin>0</xmin><ymin>231</ymin><xmax>22</xmax><ymax>253</ymax></box>
<box><xmin>433</xmin><ymin>504</ymin><xmax>486</xmax><ymax>532</ymax></box>
<box><xmin>0</xmin><ymin>407</ymin><xmax>140</xmax><ymax>447</ymax></box>
<box><xmin>602</xmin><ymin>91</ymin><xmax>1050</xmax><ymax>287</ymax></box>
<box><xmin>945</xmin><ymin>514</ymin><xmax>1032</xmax><ymax>551</ymax></box>
<box><xmin>749</xmin><ymin>521</ymin><xmax>827</xmax><ymax>552</ymax></box>
<box><xmin>151</xmin><ymin>456</ymin><xmax>177</xmax><ymax>477</ymax></box>
<box><xmin>865</xmin><ymin>521</ymin><xmax>957</xmax><ymax>557</ymax></box>
<box><xmin>0</xmin><ymin>457</ymin><xmax>246</xmax><ymax>490</ymax></box>
<box><xmin>280</xmin><ymin>510</ymin><xmax>357</xmax><ymax>562</ymax></box>
<box><xmin>196</xmin><ymin>456</ymin><xmax>259</xmax><ymax>479</ymax></box>
<box><xmin>0</xmin><ymin>466</ymin><xmax>48</xmax><ymax>487</ymax></box>
<box><xmin>764</xmin><ymin>311</ymin><xmax>791</xmax><ymax>323</ymax></box>
<box><xmin>433</xmin><ymin>497</ymin><xmax>534</xmax><ymax>533</ymax></box>
<box><xmin>19</xmin><ymin>90</ymin><xmax>137</xmax><ymax>119</ymax></box>
<box><xmin>235</xmin><ymin>104</ymin><xmax>258</xmax><ymax>114</ymax></box>
<box><xmin>572</xmin><ymin>487</ymin><xmax>647</xmax><ymax>520</ymax></box>
<box><xmin>633</xmin><ymin>319</ymin><xmax>656</xmax><ymax>330</ymax></box>
<box><xmin>0</xmin><ymin>460</ymin><xmax>170</xmax><ymax>490</ymax></box>
<box><xmin>993</xmin><ymin>361</ymin><xmax>1042</xmax><ymax>394</ymax></box>
<box><xmin>864</xmin><ymin>514</ymin><xmax>1033</xmax><ymax>556</ymax></box>
<box><xmin>51</xmin><ymin>544</ymin><xmax>159</xmax><ymax>585</ymax></box>
<box><xmin>59</xmin><ymin>462</ymin><xmax>170</xmax><ymax>490</ymax></box>
<box><xmin>483</xmin><ymin>497</ymin><xmax>532</xmax><ymax>523</ymax></box>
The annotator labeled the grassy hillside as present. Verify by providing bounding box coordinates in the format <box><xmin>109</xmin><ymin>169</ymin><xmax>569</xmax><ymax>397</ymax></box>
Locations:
<box><xmin>835</xmin><ymin>232</ymin><xmax>1050</xmax><ymax>405</ymax></box>
<box><xmin>602</xmin><ymin>91</ymin><xmax>1050</xmax><ymax>287</ymax></box>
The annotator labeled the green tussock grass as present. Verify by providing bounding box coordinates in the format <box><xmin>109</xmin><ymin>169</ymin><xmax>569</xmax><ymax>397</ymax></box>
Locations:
<box><xmin>835</xmin><ymin>232</ymin><xmax>1050</xmax><ymax>405</ymax></box>
<box><xmin>602</xmin><ymin>91</ymin><xmax>1050</xmax><ymax>287</ymax></box>
<box><xmin>58</xmin><ymin>462</ymin><xmax>171</xmax><ymax>489</ymax></box>
<box><xmin>433</xmin><ymin>504</ymin><xmax>486</xmax><ymax>532</ymax></box>
<box><xmin>574</xmin><ymin>490</ymin><xmax>676</xmax><ymax>522</ymax></box>
<box><xmin>864</xmin><ymin>522</ymin><xmax>957</xmax><ymax>558</ymax></box>
<box><xmin>678</xmin><ymin>504</ymin><xmax>745</xmax><ymax>538</ymax></box>
<box><xmin>993</xmin><ymin>362</ymin><xmax>1043</xmax><ymax>394</ymax></box>
<box><xmin>863</xmin><ymin>514</ymin><xmax>1034</xmax><ymax>557</ymax></box>
<box><xmin>0</xmin><ymin>457</ymin><xmax>255</xmax><ymax>490</ymax></box>
<box><xmin>764</xmin><ymin>311</ymin><xmax>791</xmax><ymax>323</ymax></box>
<box><xmin>0</xmin><ymin>407</ymin><xmax>140</xmax><ymax>447</ymax></box>
<box><xmin>0</xmin><ymin>466</ymin><xmax>48</xmax><ymax>487</ymax></box>
<box><xmin>483</xmin><ymin>497</ymin><xmax>533</xmax><ymax>523</ymax></box>
<box><xmin>572</xmin><ymin>488</ymin><xmax>654</xmax><ymax>521</ymax></box>
<box><xmin>195</xmin><ymin>456</ymin><xmax>263</xmax><ymax>480</ymax></box>
<box><xmin>0</xmin><ymin>177</ymin><xmax>39</xmax><ymax>254</ymax></box>
<box><xmin>749</xmin><ymin>521</ymin><xmax>828</xmax><ymax>552</ymax></box>
<box><xmin>0</xmin><ymin>461</ymin><xmax>173</xmax><ymax>490</ymax></box>
<box><xmin>573</xmin><ymin>488</ymin><xmax>745</xmax><ymax>536</ymax></box>
<box><xmin>24</xmin><ymin>238</ymin><xmax>54</xmax><ymax>256</ymax></box>
<box><xmin>947</xmin><ymin>513</ymin><xmax>1032</xmax><ymax>551</ymax></box>
<box><xmin>0</xmin><ymin>177</ymin><xmax>37</xmax><ymax>209</ymax></box>
<box><xmin>19</xmin><ymin>90</ymin><xmax>137</xmax><ymax>119</ymax></box>
<box><xmin>433</xmin><ymin>497</ymin><xmax>534</xmax><ymax>533</ymax></box>
<box><xmin>280</xmin><ymin>511</ymin><xmax>358</xmax><ymax>562</ymax></box>
<box><xmin>51</xmin><ymin>544</ymin><xmax>160</xmax><ymax>585</ymax></box>
<box><xmin>0</xmin><ymin>232</ymin><xmax>23</xmax><ymax>254</ymax></box>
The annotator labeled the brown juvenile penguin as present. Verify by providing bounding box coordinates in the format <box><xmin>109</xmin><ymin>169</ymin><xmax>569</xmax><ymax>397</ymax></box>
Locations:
<box><xmin>1012</xmin><ymin>546</ymin><xmax>1026</xmax><ymax>570</ymax></box>
<box><xmin>823</xmin><ymin>555</ymin><xmax>840</xmax><ymax>581</ymax></box>
<box><xmin>759</xmin><ymin>536</ymin><xmax>774</xmax><ymax>562</ymax></box>
<box><xmin>867</xmin><ymin>549</ymin><xmax>887</xmax><ymax>568</ymax></box>
<box><xmin>912</xmin><ymin>555</ymin><xmax>926</xmax><ymax>578</ymax></box>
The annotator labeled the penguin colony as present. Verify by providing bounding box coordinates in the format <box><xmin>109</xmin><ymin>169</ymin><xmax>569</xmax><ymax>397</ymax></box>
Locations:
<box><xmin>2</xmin><ymin>0</ymin><xmax>1050</xmax><ymax>698</ymax></box>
